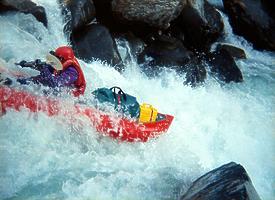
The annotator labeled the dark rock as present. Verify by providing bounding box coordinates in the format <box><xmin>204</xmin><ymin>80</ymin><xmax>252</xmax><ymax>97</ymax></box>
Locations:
<box><xmin>183</xmin><ymin>57</ymin><xmax>207</xmax><ymax>86</ymax></box>
<box><xmin>223</xmin><ymin>0</ymin><xmax>275</xmax><ymax>51</ymax></box>
<box><xmin>181</xmin><ymin>162</ymin><xmax>261</xmax><ymax>200</ymax></box>
<box><xmin>60</xmin><ymin>0</ymin><xmax>96</xmax><ymax>34</ymax></box>
<box><xmin>175</xmin><ymin>0</ymin><xmax>224</xmax><ymax>51</ymax></box>
<box><xmin>111</xmin><ymin>0</ymin><xmax>187</xmax><ymax>29</ymax></box>
<box><xmin>92</xmin><ymin>0</ymin><xmax>113</xmax><ymax>27</ymax></box>
<box><xmin>164</xmin><ymin>26</ymin><xmax>185</xmax><ymax>43</ymax></box>
<box><xmin>123</xmin><ymin>32</ymin><xmax>146</xmax><ymax>57</ymax></box>
<box><xmin>208</xmin><ymin>48</ymin><xmax>243</xmax><ymax>83</ymax></box>
<box><xmin>261</xmin><ymin>0</ymin><xmax>275</xmax><ymax>19</ymax></box>
<box><xmin>138</xmin><ymin>35</ymin><xmax>193</xmax><ymax>67</ymax></box>
<box><xmin>72</xmin><ymin>24</ymin><xmax>123</xmax><ymax>71</ymax></box>
<box><xmin>92</xmin><ymin>0</ymin><xmax>187</xmax><ymax>38</ymax></box>
<box><xmin>138</xmin><ymin>35</ymin><xmax>206</xmax><ymax>85</ymax></box>
<box><xmin>115</xmin><ymin>32</ymin><xmax>146</xmax><ymax>64</ymax></box>
<box><xmin>216</xmin><ymin>43</ymin><xmax>247</xmax><ymax>59</ymax></box>
<box><xmin>0</xmin><ymin>0</ymin><xmax>47</xmax><ymax>27</ymax></box>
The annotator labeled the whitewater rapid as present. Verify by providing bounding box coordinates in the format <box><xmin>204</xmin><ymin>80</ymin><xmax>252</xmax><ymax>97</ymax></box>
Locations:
<box><xmin>0</xmin><ymin>0</ymin><xmax>274</xmax><ymax>199</ymax></box>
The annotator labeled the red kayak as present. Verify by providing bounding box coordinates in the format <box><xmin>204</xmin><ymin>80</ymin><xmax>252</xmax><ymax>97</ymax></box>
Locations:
<box><xmin>0</xmin><ymin>86</ymin><xmax>174</xmax><ymax>142</ymax></box>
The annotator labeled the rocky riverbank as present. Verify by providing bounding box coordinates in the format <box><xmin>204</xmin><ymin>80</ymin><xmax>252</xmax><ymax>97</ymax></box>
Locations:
<box><xmin>3</xmin><ymin>0</ymin><xmax>273</xmax><ymax>87</ymax></box>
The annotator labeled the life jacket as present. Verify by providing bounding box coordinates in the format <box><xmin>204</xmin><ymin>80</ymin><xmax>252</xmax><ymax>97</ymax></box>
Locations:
<box><xmin>54</xmin><ymin>58</ymin><xmax>86</xmax><ymax>97</ymax></box>
<box><xmin>61</xmin><ymin>58</ymin><xmax>86</xmax><ymax>97</ymax></box>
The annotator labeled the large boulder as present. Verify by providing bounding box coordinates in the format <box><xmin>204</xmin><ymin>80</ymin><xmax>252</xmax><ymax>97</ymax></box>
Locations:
<box><xmin>138</xmin><ymin>35</ymin><xmax>206</xmax><ymax>85</ymax></box>
<box><xmin>138</xmin><ymin>35</ymin><xmax>193</xmax><ymax>67</ymax></box>
<box><xmin>181</xmin><ymin>162</ymin><xmax>261</xmax><ymax>200</ymax></box>
<box><xmin>208</xmin><ymin>48</ymin><xmax>243</xmax><ymax>83</ymax></box>
<box><xmin>92</xmin><ymin>0</ymin><xmax>113</xmax><ymax>27</ymax></box>
<box><xmin>93</xmin><ymin>0</ymin><xmax>187</xmax><ymax>37</ymax></box>
<box><xmin>123</xmin><ymin>32</ymin><xmax>146</xmax><ymax>58</ymax></box>
<box><xmin>216</xmin><ymin>43</ymin><xmax>247</xmax><ymax>59</ymax></box>
<box><xmin>223</xmin><ymin>0</ymin><xmax>275</xmax><ymax>51</ymax></box>
<box><xmin>175</xmin><ymin>0</ymin><xmax>224</xmax><ymax>51</ymax></box>
<box><xmin>111</xmin><ymin>0</ymin><xmax>187</xmax><ymax>29</ymax></box>
<box><xmin>115</xmin><ymin>32</ymin><xmax>146</xmax><ymax>65</ymax></box>
<box><xmin>72</xmin><ymin>24</ymin><xmax>123</xmax><ymax>71</ymax></box>
<box><xmin>59</xmin><ymin>0</ymin><xmax>96</xmax><ymax>34</ymax></box>
<box><xmin>261</xmin><ymin>0</ymin><xmax>275</xmax><ymax>19</ymax></box>
<box><xmin>0</xmin><ymin>0</ymin><xmax>47</xmax><ymax>27</ymax></box>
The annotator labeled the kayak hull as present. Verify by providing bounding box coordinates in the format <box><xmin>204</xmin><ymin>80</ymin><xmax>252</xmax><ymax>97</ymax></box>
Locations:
<box><xmin>0</xmin><ymin>86</ymin><xmax>173</xmax><ymax>142</ymax></box>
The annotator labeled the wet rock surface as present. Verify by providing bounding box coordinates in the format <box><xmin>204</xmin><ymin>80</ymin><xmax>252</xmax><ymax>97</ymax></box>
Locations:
<box><xmin>223</xmin><ymin>0</ymin><xmax>275</xmax><ymax>51</ymax></box>
<box><xmin>60</xmin><ymin>0</ymin><xmax>96</xmax><ymax>34</ymax></box>
<box><xmin>175</xmin><ymin>0</ymin><xmax>224</xmax><ymax>51</ymax></box>
<box><xmin>137</xmin><ymin>35</ymin><xmax>207</xmax><ymax>86</ymax></box>
<box><xmin>180</xmin><ymin>162</ymin><xmax>261</xmax><ymax>200</ymax></box>
<box><xmin>216</xmin><ymin>43</ymin><xmax>247</xmax><ymax>59</ymax></box>
<box><xmin>111</xmin><ymin>0</ymin><xmax>187</xmax><ymax>29</ymax></box>
<box><xmin>72</xmin><ymin>24</ymin><xmax>123</xmax><ymax>71</ymax></box>
<box><xmin>208</xmin><ymin>48</ymin><xmax>243</xmax><ymax>83</ymax></box>
<box><xmin>138</xmin><ymin>35</ymin><xmax>193</xmax><ymax>67</ymax></box>
<box><xmin>0</xmin><ymin>0</ymin><xmax>47</xmax><ymax>27</ymax></box>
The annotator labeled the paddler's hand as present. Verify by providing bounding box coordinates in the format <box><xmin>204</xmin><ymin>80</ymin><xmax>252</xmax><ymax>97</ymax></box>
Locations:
<box><xmin>15</xmin><ymin>60</ymin><xmax>27</xmax><ymax>67</ymax></box>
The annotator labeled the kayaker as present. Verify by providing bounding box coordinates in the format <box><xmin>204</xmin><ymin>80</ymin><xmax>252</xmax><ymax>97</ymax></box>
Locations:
<box><xmin>17</xmin><ymin>46</ymin><xmax>86</xmax><ymax>97</ymax></box>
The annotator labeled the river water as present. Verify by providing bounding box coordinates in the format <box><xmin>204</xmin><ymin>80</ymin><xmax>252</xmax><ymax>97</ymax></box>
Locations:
<box><xmin>0</xmin><ymin>0</ymin><xmax>274</xmax><ymax>199</ymax></box>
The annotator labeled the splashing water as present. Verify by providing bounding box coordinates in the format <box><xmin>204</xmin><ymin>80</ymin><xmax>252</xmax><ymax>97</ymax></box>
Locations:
<box><xmin>0</xmin><ymin>1</ymin><xmax>274</xmax><ymax>199</ymax></box>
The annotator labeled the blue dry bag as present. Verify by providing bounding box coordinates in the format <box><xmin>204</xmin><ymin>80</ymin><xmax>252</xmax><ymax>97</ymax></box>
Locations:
<box><xmin>92</xmin><ymin>87</ymin><xmax>140</xmax><ymax>118</ymax></box>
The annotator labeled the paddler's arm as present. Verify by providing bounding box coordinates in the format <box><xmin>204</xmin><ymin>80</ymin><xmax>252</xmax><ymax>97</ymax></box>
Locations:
<box><xmin>38</xmin><ymin>66</ymin><xmax>78</xmax><ymax>88</ymax></box>
<box><xmin>16</xmin><ymin>61</ymin><xmax>55</xmax><ymax>85</ymax></box>
<box><xmin>16</xmin><ymin>59</ymin><xmax>54</xmax><ymax>72</ymax></box>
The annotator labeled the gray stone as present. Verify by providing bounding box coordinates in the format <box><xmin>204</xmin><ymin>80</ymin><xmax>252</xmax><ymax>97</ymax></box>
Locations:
<box><xmin>216</xmin><ymin>43</ymin><xmax>247</xmax><ymax>59</ymax></box>
<box><xmin>0</xmin><ymin>0</ymin><xmax>47</xmax><ymax>27</ymax></box>
<box><xmin>72</xmin><ymin>24</ymin><xmax>123</xmax><ymax>71</ymax></box>
<box><xmin>138</xmin><ymin>35</ymin><xmax>206</xmax><ymax>86</ymax></box>
<box><xmin>223</xmin><ymin>0</ymin><xmax>275</xmax><ymax>51</ymax></box>
<box><xmin>60</xmin><ymin>0</ymin><xmax>96</xmax><ymax>34</ymax></box>
<box><xmin>111</xmin><ymin>0</ymin><xmax>187</xmax><ymax>29</ymax></box>
<box><xmin>181</xmin><ymin>162</ymin><xmax>261</xmax><ymax>200</ymax></box>
<box><xmin>208</xmin><ymin>48</ymin><xmax>243</xmax><ymax>83</ymax></box>
<box><xmin>176</xmin><ymin>0</ymin><xmax>224</xmax><ymax>51</ymax></box>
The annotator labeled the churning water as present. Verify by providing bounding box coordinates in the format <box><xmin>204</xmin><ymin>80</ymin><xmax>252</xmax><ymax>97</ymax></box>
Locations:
<box><xmin>0</xmin><ymin>0</ymin><xmax>274</xmax><ymax>199</ymax></box>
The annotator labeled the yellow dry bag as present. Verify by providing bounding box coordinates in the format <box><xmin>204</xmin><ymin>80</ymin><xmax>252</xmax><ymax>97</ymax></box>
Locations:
<box><xmin>139</xmin><ymin>103</ymin><xmax>158</xmax><ymax>123</ymax></box>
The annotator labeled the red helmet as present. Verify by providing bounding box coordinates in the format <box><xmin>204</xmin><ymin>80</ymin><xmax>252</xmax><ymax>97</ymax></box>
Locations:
<box><xmin>54</xmin><ymin>46</ymin><xmax>75</xmax><ymax>61</ymax></box>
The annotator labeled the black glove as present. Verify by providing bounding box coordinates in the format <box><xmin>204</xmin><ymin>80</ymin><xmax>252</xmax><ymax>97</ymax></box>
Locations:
<box><xmin>34</xmin><ymin>59</ymin><xmax>42</xmax><ymax>65</ymax></box>
<box><xmin>16</xmin><ymin>60</ymin><xmax>27</xmax><ymax>67</ymax></box>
